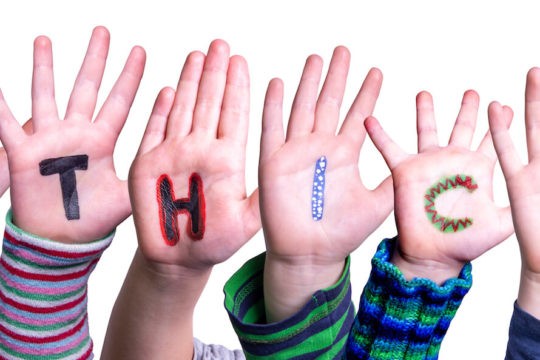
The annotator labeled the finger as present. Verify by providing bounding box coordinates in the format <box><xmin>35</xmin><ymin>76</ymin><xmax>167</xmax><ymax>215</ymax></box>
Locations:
<box><xmin>286</xmin><ymin>54</ymin><xmax>323</xmax><ymax>140</ymax></box>
<box><xmin>241</xmin><ymin>188</ymin><xmax>261</xmax><ymax>241</ymax></box>
<box><xmin>476</xmin><ymin>130</ymin><xmax>496</xmax><ymax>162</ymax></box>
<box><xmin>364</xmin><ymin>116</ymin><xmax>408</xmax><ymax>170</ymax></box>
<box><xmin>448</xmin><ymin>90</ymin><xmax>480</xmax><ymax>148</ymax></box>
<box><xmin>95</xmin><ymin>46</ymin><xmax>146</xmax><ymax>139</ymax></box>
<box><xmin>32</xmin><ymin>36</ymin><xmax>59</xmax><ymax>130</ymax></box>
<box><xmin>474</xmin><ymin>206</ymin><xmax>514</xmax><ymax>258</ymax></box>
<box><xmin>0</xmin><ymin>90</ymin><xmax>26</xmax><ymax>150</ymax></box>
<box><xmin>260</xmin><ymin>78</ymin><xmax>285</xmax><ymax>164</ymax></box>
<box><xmin>0</xmin><ymin>107</ymin><xmax>13</xmax><ymax>195</ymax></box>
<box><xmin>21</xmin><ymin>118</ymin><xmax>34</xmax><ymax>135</ymax></box>
<box><xmin>370</xmin><ymin>174</ymin><xmax>394</xmax><ymax>220</ymax></box>
<box><xmin>112</xmin><ymin>179</ymin><xmax>133</xmax><ymax>222</ymax></box>
<box><xmin>525</xmin><ymin>67</ymin><xmax>540</xmax><ymax>161</ymax></box>
<box><xmin>65</xmin><ymin>26</ymin><xmax>110</xmax><ymax>122</ymax></box>
<box><xmin>479</xmin><ymin>105</ymin><xmax>513</xmax><ymax>160</ymax></box>
<box><xmin>339</xmin><ymin>67</ymin><xmax>383</xmax><ymax>148</ymax></box>
<box><xmin>191</xmin><ymin>39</ymin><xmax>230</xmax><ymax>137</ymax></box>
<box><xmin>217</xmin><ymin>55</ymin><xmax>250</xmax><ymax>144</ymax></box>
<box><xmin>488</xmin><ymin>101</ymin><xmax>522</xmax><ymax>177</ymax></box>
<box><xmin>313</xmin><ymin>46</ymin><xmax>350</xmax><ymax>134</ymax></box>
<box><xmin>416</xmin><ymin>91</ymin><xmax>439</xmax><ymax>152</ymax></box>
<box><xmin>495</xmin><ymin>206</ymin><xmax>515</xmax><ymax>246</ymax></box>
<box><xmin>166</xmin><ymin>51</ymin><xmax>205</xmax><ymax>139</ymax></box>
<box><xmin>0</xmin><ymin>149</ymin><xmax>8</xmax><ymax>197</ymax></box>
<box><xmin>137</xmin><ymin>87</ymin><xmax>175</xmax><ymax>156</ymax></box>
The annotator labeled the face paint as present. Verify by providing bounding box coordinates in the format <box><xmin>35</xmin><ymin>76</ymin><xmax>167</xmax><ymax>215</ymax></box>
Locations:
<box><xmin>39</xmin><ymin>155</ymin><xmax>88</xmax><ymax>220</ymax></box>
<box><xmin>424</xmin><ymin>174</ymin><xmax>478</xmax><ymax>233</ymax></box>
<box><xmin>156</xmin><ymin>173</ymin><xmax>205</xmax><ymax>246</ymax></box>
<box><xmin>311</xmin><ymin>156</ymin><xmax>327</xmax><ymax>221</ymax></box>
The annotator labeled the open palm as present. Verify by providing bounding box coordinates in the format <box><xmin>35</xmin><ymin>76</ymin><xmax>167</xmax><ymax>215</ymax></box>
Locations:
<box><xmin>366</xmin><ymin>90</ymin><xmax>513</xmax><ymax>269</ymax></box>
<box><xmin>259</xmin><ymin>47</ymin><xmax>392</xmax><ymax>266</ymax></box>
<box><xmin>0</xmin><ymin>26</ymin><xmax>145</xmax><ymax>243</ymax></box>
<box><xmin>129</xmin><ymin>40</ymin><xmax>259</xmax><ymax>270</ymax></box>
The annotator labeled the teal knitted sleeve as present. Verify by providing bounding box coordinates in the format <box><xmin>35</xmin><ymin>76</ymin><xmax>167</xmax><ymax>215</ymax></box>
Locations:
<box><xmin>346</xmin><ymin>238</ymin><xmax>472</xmax><ymax>360</ymax></box>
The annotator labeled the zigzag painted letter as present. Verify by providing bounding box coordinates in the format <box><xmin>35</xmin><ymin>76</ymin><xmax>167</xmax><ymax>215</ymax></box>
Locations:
<box><xmin>424</xmin><ymin>174</ymin><xmax>477</xmax><ymax>233</ymax></box>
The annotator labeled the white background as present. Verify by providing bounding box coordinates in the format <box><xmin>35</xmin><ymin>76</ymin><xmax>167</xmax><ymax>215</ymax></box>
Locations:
<box><xmin>0</xmin><ymin>0</ymin><xmax>537</xmax><ymax>358</ymax></box>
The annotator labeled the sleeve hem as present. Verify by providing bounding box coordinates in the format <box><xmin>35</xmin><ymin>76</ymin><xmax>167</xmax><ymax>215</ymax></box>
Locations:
<box><xmin>346</xmin><ymin>237</ymin><xmax>472</xmax><ymax>360</ymax></box>
<box><xmin>224</xmin><ymin>252</ymin><xmax>354</xmax><ymax>359</ymax></box>
<box><xmin>372</xmin><ymin>237</ymin><xmax>472</xmax><ymax>296</ymax></box>
<box><xmin>5</xmin><ymin>209</ymin><xmax>114</xmax><ymax>258</ymax></box>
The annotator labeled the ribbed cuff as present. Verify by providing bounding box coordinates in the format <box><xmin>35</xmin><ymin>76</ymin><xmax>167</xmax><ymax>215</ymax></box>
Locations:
<box><xmin>224</xmin><ymin>253</ymin><xmax>354</xmax><ymax>359</ymax></box>
<box><xmin>346</xmin><ymin>237</ymin><xmax>472</xmax><ymax>360</ymax></box>
<box><xmin>0</xmin><ymin>210</ymin><xmax>113</xmax><ymax>360</ymax></box>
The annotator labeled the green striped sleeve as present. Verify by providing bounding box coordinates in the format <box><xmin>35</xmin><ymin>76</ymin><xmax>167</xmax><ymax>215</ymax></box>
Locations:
<box><xmin>224</xmin><ymin>253</ymin><xmax>354</xmax><ymax>359</ymax></box>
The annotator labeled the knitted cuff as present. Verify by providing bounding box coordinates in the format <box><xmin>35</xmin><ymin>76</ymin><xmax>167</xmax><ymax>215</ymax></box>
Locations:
<box><xmin>0</xmin><ymin>210</ymin><xmax>113</xmax><ymax>360</ymax></box>
<box><xmin>224</xmin><ymin>253</ymin><xmax>354</xmax><ymax>359</ymax></box>
<box><xmin>346</xmin><ymin>237</ymin><xmax>472</xmax><ymax>360</ymax></box>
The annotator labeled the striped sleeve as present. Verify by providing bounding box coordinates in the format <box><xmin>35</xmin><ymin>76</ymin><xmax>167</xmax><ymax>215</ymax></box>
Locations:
<box><xmin>0</xmin><ymin>210</ymin><xmax>113</xmax><ymax>360</ymax></box>
<box><xmin>346</xmin><ymin>237</ymin><xmax>472</xmax><ymax>360</ymax></box>
<box><xmin>224</xmin><ymin>253</ymin><xmax>354</xmax><ymax>360</ymax></box>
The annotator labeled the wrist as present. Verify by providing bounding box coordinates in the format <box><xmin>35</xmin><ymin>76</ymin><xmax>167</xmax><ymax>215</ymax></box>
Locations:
<box><xmin>136</xmin><ymin>249</ymin><xmax>212</xmax><ymax>295</ymax></box>
<box><xmin>103</xmin><ymin>250</ymin><xmax>209</xmax><ymax>359</ymax></box>
<box><xmin>264</xmin><ymin>252</ymin><xmax>345</xmax><ymax>322</ymax></box>
<box><xmin>391</xmin><ymin>237</ymin><xmax>465</xmax><ymax>285</ymax></box>
<box><xmin>224</xmin><ymin>252</ymin><xmax>355</xmax><ymax>359</ymax></box>
<box><xmin>10</xmin><ymin>206</ymin><xmax>111</xmax><ymax>244</ymax></box>
<box><xmin>517</xmin><ymin>268</ymin><xmax>540</xmax><ymax>320</ymax></box>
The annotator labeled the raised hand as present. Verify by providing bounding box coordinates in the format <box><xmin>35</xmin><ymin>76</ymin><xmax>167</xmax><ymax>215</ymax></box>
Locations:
<box><xmin>0</xmin><ymin>26</ymin><xmax>145</xmax><ymax>243</ymax></box>
<box><xmin>128</xmin><ymin>39</ymin><xmax>259</xmax><ymax>271</ymax></box>
<box><xmin>489</xmin><ymin>67</ymin><xmax>540</xmax><ymax>319</ymax></box>
<box><xmin>102</xmin><ymin>40</ymin><xmax>259</xmax><ymax>360</ymax></box>
<box><xmin>0</xmin><ymin>120</ymin><xmax>32</xmax><ymax>197</ymax></box>
<box><xmin>0</xmin><ymin>146</ymin><xmax>11</xmax><ymax>197</ymax></box>
<box><xmin>260</xmin><ymin>47</ymin><xmax>393</xmax><ymax>321</ymax></box>
<box><xmin>366</xmin><ymin>90</ymin><xmax>514</xmax><ymax>283</ymax></box>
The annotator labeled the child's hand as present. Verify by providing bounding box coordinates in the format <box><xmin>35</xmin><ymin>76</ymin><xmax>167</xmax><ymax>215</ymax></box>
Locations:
<box><xmin>0</xmin><ymin>149</ymin><xmax>10</xmax><ymax>196</ymax></box>
<box><xmin>260</xmin><ymin>47</ymin><xmax>393</xmax><ymax>321</ymax></box>
<box><xmin>0</xmin><ymin>120</ymin><xmax>32</xmax><ymax>196</ymax></box>
<box><xmin>489</xmin><ymin>67</ymin><xmax>540</xmax><ymax>318</ymax></box>
<box><xmin>128</xmin><ymin>40</ymin><xmax>259</xmax><ymax>272</ymax></box>
<box><xmin>0</xmin><ymin>26</ymin><xmax>145</xmax><ymax>243</ymax></box>
<box><xmin>366</xmin><ymin>90</ymin><xmax>514</xmax><ymax>283</ymax></box>
<box><xmin>102</xmin><ymin>40</ymin><xmax>259</xmax><ymax>359</ymax></box>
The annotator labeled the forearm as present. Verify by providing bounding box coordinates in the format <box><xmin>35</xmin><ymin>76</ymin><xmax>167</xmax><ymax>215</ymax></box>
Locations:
<box><xmin>101</xmin><ymin>249</ymin><xmax>211</xmax><ymax>360</ymax></box>
<box><xmin>263</xmin><ymin>252</ymin><xmax>345</xmax><ymax>322</ymax></box>
<box><xmin>0</xmin><ymin>210</ymin><xmax>112</xmax><ymax>359</ymax></box>
<box><xmin>347</xmin><ymin>238</ymin><xmax>472</xmax><ymax>359</ymax></box>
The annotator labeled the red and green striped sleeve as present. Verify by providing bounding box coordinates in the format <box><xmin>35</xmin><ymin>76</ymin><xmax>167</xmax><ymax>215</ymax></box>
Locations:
<box><xmin>224</xmin><ymin>253</ymin><xmax>354</xmax><ymax>359</ymax></box>
<box><xmin>0</xmin><ymin>211</ymin><xmax>112</xmax><ymax>360</ymax></box>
